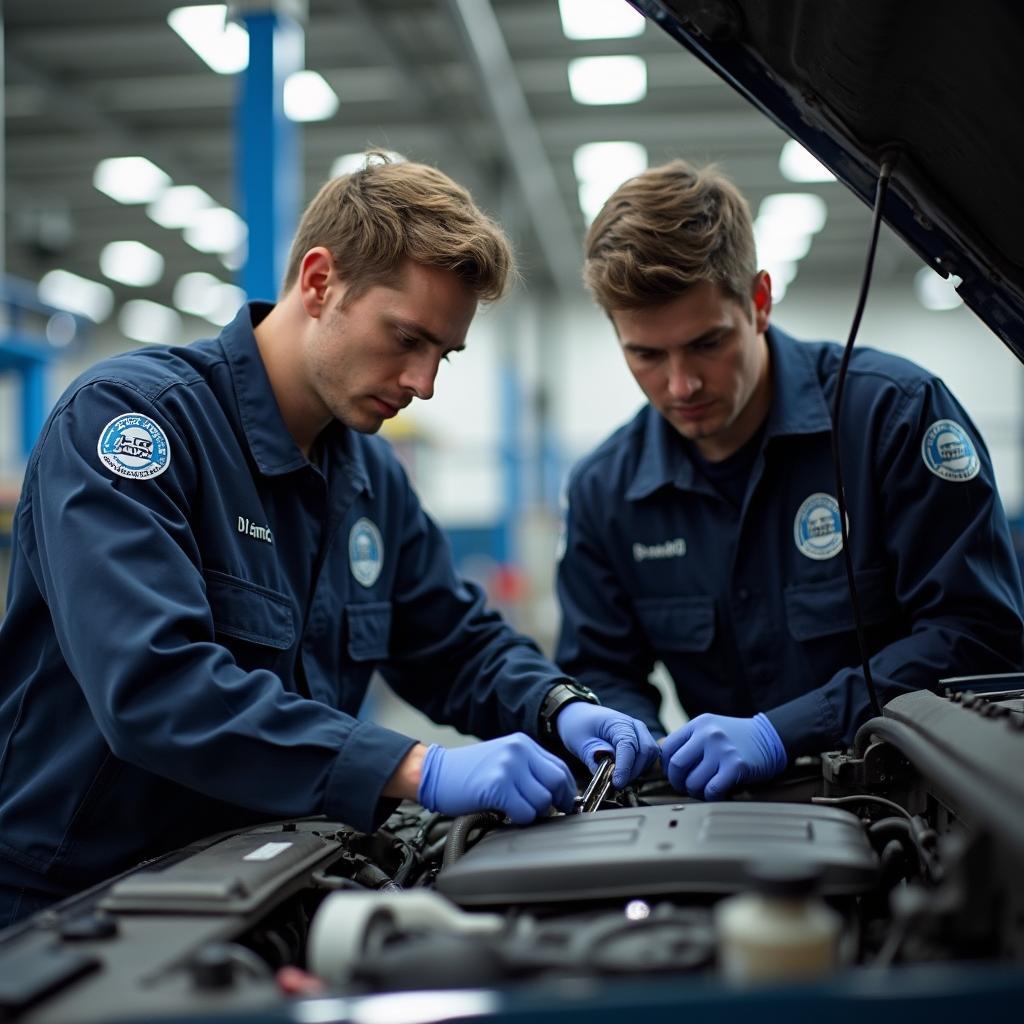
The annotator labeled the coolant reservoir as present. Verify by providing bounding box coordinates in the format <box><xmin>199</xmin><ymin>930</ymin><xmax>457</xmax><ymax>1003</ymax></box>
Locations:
<box><xmin>714</xmin><ymin>860</ymin><xmax>841</xmax><ymax>982</ymax></box>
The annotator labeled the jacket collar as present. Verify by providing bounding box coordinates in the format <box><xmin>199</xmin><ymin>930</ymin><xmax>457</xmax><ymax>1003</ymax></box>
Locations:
<box><xmin>626</xmin><ymin>325</ymin><xmax>832</xmax><ymax>500</ymax></box>
<box><xmin>218</xmin><ymin>302</ymin><xmax>372</xmax><ymax>495</ymax></box>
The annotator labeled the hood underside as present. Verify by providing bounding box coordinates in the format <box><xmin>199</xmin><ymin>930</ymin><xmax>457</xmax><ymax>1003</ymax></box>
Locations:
<box><xmin>639</xmin><ymin>0</ymin><xmax>1024</xmax><ymax>358</ymax></box>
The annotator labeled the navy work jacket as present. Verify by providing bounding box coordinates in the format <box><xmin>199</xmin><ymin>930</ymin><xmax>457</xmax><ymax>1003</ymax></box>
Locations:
<box><xmin>556</xmin><ymin>327</ymin><xmax>1024</xmax><ymax>755</ymax></box>
<box><xmin>0</xmin><ymin>304</ymin><xmax>563</xmax><ymax>899</ymax></box>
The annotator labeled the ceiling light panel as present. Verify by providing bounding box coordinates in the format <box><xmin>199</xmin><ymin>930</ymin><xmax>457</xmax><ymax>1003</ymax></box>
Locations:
<box><xmin>147</xmin><ymin>185</ymin><xmax>217</xmax><ymax>229</ymax></box>
<box><xmin>284</xmin><ymin>71</ymin><xmax>339</xmax><ymax>122</ymax></box>
<box><xmin>183</xmin><ymin>207</ymin><xmax>248</xmax><ymax>254</ymax></box>
<box><xmin>915</xmin><ymin>267</ymin><xmax>964</xmax><ymax>311</ymax></box>
<box><xmin>38</xmin><ymin>270</ymin><xmax>114</xmax><ymax>323</ymax></box>
<box><xmin>99</xmin><ymin>241</ymin><xmax>165</xmax><ymax>287</ymax></box>
<box><xmin>167</xmin><ymin>4</ymin><xmax>249</xmax><ymax>74</ymax></box>
<box><xmin>757</xmin><ymin>193</ymin><xmax>828</xmax><ymax>235</ymax></box>
<box><xmin>558</xmin><ymin>0</ymin><xmax>645</xmax><ymax>40</ymax></box>
<box><xmin>779</xmin><ymin>140</ymin><xmax>836</xmax><ymax>183</ymax></box>
<box><xmin>119</xmin><ymin>300</ymin><xmax>183</xmax><ymax>346</ymax></box>
<box><xmin>93</xmin><ymin>157</ymin><xmax>172</xmax><ymax>205</ymax></box>
<box><xmin>568</xmin><ymin>56</ymin><xmax>647</xmax><ymax>105</ymax></box>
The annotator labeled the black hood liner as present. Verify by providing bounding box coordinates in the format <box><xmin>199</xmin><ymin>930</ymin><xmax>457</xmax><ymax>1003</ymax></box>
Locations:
<box><xmin>638</xmin><ymin>0</ymin><xmax>1024</xmax><ymax>358</ymax></box>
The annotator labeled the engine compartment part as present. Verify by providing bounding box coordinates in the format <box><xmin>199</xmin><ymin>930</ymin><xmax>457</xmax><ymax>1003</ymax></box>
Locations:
<box><xmin>435</xmin><ymin>802</ymin><xmax>878</xmax><ymax>906</ymax></box>
<box><xmin>0</xmin><ymin>686</ymin><xmax>1022</xmax><ymax>1022</ymax></box>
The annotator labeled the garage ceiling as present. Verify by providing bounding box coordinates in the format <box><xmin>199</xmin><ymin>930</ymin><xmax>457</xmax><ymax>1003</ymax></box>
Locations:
<box><xmin>2</xmin><ymin>0</ymin><xmax>922</xmax><ymax>332</ymax></box>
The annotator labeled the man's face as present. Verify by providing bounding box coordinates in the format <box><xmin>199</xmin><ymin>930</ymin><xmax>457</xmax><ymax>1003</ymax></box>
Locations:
<box><xmin>305</xmin><ymin>260</ymin><xmax>477</xmax><ymax>434</ymax></box>
<box><xmin>611</xmin><ymin>277</ymin><xmax>772</xmax><ymax>461</ymax></box>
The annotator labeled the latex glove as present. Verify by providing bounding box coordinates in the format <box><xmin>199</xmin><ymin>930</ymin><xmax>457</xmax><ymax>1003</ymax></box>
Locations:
<box><xmin>662</xmin><ymin>712</ymin><xmax>787</xmax><ymax>800</ymax></box>
<box><xmin>555</xmin><ymin>702</ymin><xmax>661</xmax><ymax>788</ymax></box>
<box><xmin>417</xmin><ymin>734</ymin><xmax>577</xmax><ymax>825</ymax></box>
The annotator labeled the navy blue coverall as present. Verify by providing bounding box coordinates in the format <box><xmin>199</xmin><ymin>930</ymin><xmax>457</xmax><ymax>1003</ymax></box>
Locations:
<box><xmin>0</xmin><ymin>303</ymin><xmax>567</xmax><ymax>920</ymax></box>
<box><xmin>556</xmin><ymin>327</ymin><xmax>1024</xmax><ymax>754</ymax></box>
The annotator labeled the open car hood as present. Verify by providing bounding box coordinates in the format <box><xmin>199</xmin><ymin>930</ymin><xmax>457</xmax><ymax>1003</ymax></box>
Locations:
<box><xmin>636</xmin><ymin>0</ymin><xmax>1024</xmax><ymax>358</ymax></box>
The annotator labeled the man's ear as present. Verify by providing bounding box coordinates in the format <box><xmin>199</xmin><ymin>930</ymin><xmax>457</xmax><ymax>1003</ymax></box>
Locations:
<box><xmin>751</xmin><ymin>270</ymin><xmax>772</xmax><ymax>332</ymax></box>
<box><xmin>298</xmin><ymin>247</ymin><xmax>338</xmax><ymax>318</ymax></box>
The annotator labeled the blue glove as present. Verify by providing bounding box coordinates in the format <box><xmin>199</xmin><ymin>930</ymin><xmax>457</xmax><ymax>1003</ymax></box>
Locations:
<box><xmin>417</xmin><ymin>734</ymin><xmax>577</xmax><ymax>825</ymax></box>
<box><xmin>556</xmin><ymin>702</ymin><xmax>661</xmax><ymax>788</ymax></box>
<box><xmin>662</xmin><ymin>713</ymin><xmax>787</xmax><ymax>800</ymax></box>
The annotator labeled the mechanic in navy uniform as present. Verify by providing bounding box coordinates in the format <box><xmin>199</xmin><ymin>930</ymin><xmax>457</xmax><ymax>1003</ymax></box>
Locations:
<box><xmin>556</xmin><ymin>159</ymin><xmax>1024</xmax><ymax>801</ymax></box>
<box><xmin>0</xmin><ymin>156</ymin><xmax>658</xmax><ymax>925</ymax></box>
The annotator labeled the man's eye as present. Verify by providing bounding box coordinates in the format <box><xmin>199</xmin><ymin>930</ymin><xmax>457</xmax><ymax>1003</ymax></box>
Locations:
<box><xmin>397</xmin><ymin>332</ymin><xmax>417</xmax><ymax>349</ymax></box>
<box><xmin>693</xmin><ymin>336</ymin><xmax>724</xmax><ymax>353</ymax></box>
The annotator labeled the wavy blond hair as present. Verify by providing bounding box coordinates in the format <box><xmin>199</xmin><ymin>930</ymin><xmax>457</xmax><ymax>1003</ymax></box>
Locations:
<box><xmin>284</xmin><ymin>151</ymin><xmax>514</xmax><ymax>302</ymax></box>
<box><xmin>583</xmin><ymin>159</ymin><xmax>756</xmax><ymax>314</ymax></box>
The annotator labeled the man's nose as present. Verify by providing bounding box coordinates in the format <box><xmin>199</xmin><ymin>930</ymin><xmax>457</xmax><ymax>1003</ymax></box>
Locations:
<box><xmin>667</xmin><ymin>358</ymin><xmax>701</xmax><ymax>400</ymax></box>
<box><xmin>399</xmin><ymin>353</ymin><xmax>438</xmax><ymax>401</ymax></box>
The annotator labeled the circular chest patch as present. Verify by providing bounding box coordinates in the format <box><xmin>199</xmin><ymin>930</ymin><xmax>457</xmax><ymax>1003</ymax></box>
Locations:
<box><xmin>921</xmin><ymin>419</ymin><xmax>980</xmax><ymax>482</ymax></box>
<box><xmin>794</xmin><ymin>492</ymin><xmax>843</xmax><ymax>560</ymax></box>
<box><xmin>349</xmin><ymin>517</ymin><xmax>384</xmax><ymax>587</ymax></box>
<box><xmin>97</xmin><ymin>413</ymin><xmax>172</xmax><ymax>480</ymax></box>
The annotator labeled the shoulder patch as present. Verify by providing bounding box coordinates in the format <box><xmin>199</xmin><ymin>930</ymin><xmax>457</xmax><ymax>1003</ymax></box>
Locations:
<box><xmin>97</xmin><ymin>413</ymin><xmax>172</xmax><ymax>480</ymax></box>
<box><xmin>349</xmin><ymin>517</ymin><xmax>384</xmax><ymax>587</ymax></box>
<box><xmin>921</xmin><ymin>419</ymin><xmax>980</xmax><ymax>482</ymax></box>
<box><xmin>794</xmin><ymin>492</ymin><xmax>843</xmax><ymax>560</ymax></box>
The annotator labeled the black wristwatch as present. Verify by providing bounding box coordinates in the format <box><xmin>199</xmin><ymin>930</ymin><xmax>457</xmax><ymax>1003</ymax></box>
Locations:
<box><xmin>538</xmin><ymin>681</ymin><xmax>600</xmax><ymax>739</ymax></box>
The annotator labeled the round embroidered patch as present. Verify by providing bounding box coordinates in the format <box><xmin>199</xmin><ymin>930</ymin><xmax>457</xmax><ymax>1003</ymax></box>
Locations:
<box><xmin>921</xmin><ymin>419</ymin><xmax>980</xmax><ymax>482</ymax></box>
<box><xmin>97</xmin><ymin>413</ymin><xmax>172</xmax><ymax>480</ymax></box>
<box><xmin>794</xmin><ymin>492</ymin><xmax>843</xmax><ymax>560</ymax></box>
<box><xmin>349</xmin><ymin>517</ymin><xmax>384</xmax><ymax>587</ymax></box>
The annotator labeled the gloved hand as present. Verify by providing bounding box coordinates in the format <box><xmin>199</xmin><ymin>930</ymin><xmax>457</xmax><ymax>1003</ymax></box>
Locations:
<box><xmin>556</xmin><ymin>702</ymin><xmax>661</xmax><ymax>788</ymax></box>
<box><xmin>417</xmin><ymin>734</ymin><xmax>577</xmax><ymax>825</ymax></box>
<box><xmin>662</xmin><ymin>712</ymin><xmax>787</xmax><ymax>800</ymax></box>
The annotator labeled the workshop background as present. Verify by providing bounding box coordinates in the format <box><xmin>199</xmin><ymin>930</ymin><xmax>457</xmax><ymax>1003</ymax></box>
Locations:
<box><xmin>0</xmin><ymin>0</ymin><xmax>1020</xmax><ymax>742</ymax></box>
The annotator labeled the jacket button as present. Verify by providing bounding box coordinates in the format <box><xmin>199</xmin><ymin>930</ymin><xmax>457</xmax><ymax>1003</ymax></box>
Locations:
<box><xmin>737</xmin><ymin>588</ymin><xmax>751</xmax><ymax>601</ymax></box>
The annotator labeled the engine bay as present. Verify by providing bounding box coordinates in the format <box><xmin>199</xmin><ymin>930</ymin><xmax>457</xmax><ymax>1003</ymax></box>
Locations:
<box><xmin>0</xmin><ymin>687</ymin><xmax>1021</xmax><ymax>1022</ymax></box>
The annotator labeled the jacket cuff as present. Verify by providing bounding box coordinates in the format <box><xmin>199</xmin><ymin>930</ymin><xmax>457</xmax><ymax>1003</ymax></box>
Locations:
<box><xmin>323</xmin><ymin>720</ymin><xmax>418</xmax><ymax>833</ymax></box>
<box><xmin>763</xmin><ymin>691</ymin><xmax>839</xmax><ymax>758</ymax></box>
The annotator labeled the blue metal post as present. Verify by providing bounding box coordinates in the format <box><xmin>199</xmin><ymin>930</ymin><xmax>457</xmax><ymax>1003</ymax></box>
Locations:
<box><xmin>235</xmin><ymin>3</ymin><xmax>304</xmax><ymax>301</ymax></box>
<box><xmin>18</xmin><ymin>362</ymin><xmax>46</xmax><ymax>462</ymax></box>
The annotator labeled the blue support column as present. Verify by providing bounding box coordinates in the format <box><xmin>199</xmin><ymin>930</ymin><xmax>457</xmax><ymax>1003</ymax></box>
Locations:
<box><xmin>234</xmin><ymin>3</ymin><xmax>304</xmax><ymax>301</ymax></box>
<box><xmin>18</xmin><ymin>361</ymin><xmax>46</xmax><ymax>462</ymax></box>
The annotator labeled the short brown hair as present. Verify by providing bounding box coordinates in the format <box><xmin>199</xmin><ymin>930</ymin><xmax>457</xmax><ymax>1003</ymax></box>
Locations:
<box><xmin>583</xmin><ymin>159</ymin><xmax>756</xmax><ymax>313</ymax></box>
<box><xmin>283</xmin><ymin>151</ymin><xmax>514</xmax><ymax>302</ymax></box>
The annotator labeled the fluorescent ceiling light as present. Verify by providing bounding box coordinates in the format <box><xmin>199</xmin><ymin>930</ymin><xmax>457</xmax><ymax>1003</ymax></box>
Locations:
<box><xmin>568</xmin><ymin>56</ymin><xmax>647</xmax><ymax>105</ymax></box>
<box><xmin>206</xmin><ymin>283</ymin><xmax>247</xmax><ymax>326</ymax></box>
<box><xmin>761</xmin><ymin>260</ymin><xmax>798</xmax><ymax>303</ymax></box>
<box><xmin>558</xmin><ymin>0</ymin><xmax>645</xmax><ymax>40</ymax></box>
<box><xmin>119</xmin><ymin>300</ymin><xmax>183</xmax><ymax>346</ymax></box>
<box><xmin>779</xmin><ymin>140</ymin><xmax>836</xmax><ymax>183</ymax></box>
<box><xmin>577</xmin><ymin>180</ymin><xmax>618</xmax><ymax>225</ymax></box>
<box><xmin>914</xmin><ymin>267</ymin><xmax>963</xmax><ymax>311</ymax></box>
<box><xmin>38</xmin><ymin>269</ymin><xmax>114</xmax><ymax>323</ymax></box>
<box><xmin>147</xmin><ymin>185</ymin><xmax>216</xmax><ymax>229</ymax></box>
<box><xmin>219</xmin><ymin>247</ymin><xmax>246</xmax><ymax>272</ymax></box>
<box><xmin>94</xmin><ymin>156</ymin><xmax>172</xmax><ymax>205</ymax></box>
<box><xmin>330</xmin><ymin>150</ymin><xmax>406</xmax><ymax>179</ymax></box>
<box><xmin>183</xmin><ymin>206</ymin><xmax>248</xmax><ymax>254</ymax></box>
<box><xmin>757</xmin><ymin>193</ymin><xmax>828</xmax><ymax>235</ymax></box>
<box><xmin>173</xmin><ymin>272</ymin><xmax>244</xmax><ymax>325</ymax></box>
<box><xmin>754</xmin><ymin>219</ymin><xmax>813</xmax><ymax>263</ymax></box>
<box><xmin>173</xmin><ymin>271</ymin><xmax>225</xmax><ymax>317</ymax></box>
<box><xmin>574</xmin><ymin>142</ymin><xmax>648</xmax><ymax>223</ymax></box>
<box><xmin>99</xmin><ymin>241</ymin><xmax>165</xmax><ymax>287</ymax></box>
<box><xmin>284</xmin><ymin>70</ymin><xmax>338</xmax><ymax>122</ymax></box>
<box><xmin>573</xmin><ymin>141</ymin><xmax>648</xmax><ymax>185</ymax></box>
<box><xmin>167</xmin><ymin>4</ymin><xmax>248</xmax><ymax>74</ymax></box>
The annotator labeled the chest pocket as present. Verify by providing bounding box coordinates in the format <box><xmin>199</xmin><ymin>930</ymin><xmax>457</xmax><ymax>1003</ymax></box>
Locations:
<box><xmin>634</xmin><ymin>595</ymin><xmax>716</xmax><ymax>653</ymax></box>
<box><xmin>784</xmin><ymin>566</ymin><xmax>896</xmax><ymax>641</ymax></box>
<box><xmin>346</xmin><ymin>602</ymin><xmax>392</xmax><ymax>661</ymax></box>
<box><xmin>204</xmin><ymin>569</ymin><xmax>295</xmax><ymax>649</ymax></box>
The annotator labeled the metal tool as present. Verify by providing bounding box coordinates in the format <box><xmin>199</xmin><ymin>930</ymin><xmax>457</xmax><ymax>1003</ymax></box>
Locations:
<box><xmin>576</xmin><ymin>752</ymin><xmax>615</xmax><ymax>813</ymax></box>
